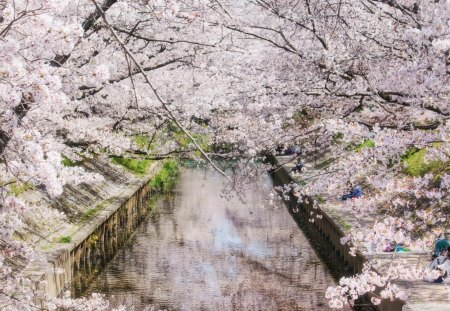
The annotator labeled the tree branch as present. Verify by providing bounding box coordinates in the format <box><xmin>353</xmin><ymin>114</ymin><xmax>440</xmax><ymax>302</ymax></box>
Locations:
<box><xmin>90</xmin><ymin>0</ymin><xmax>231</xmax><ymax>181</ymax></box>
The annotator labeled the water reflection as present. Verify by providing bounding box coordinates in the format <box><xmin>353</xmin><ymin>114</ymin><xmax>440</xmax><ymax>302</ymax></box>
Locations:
<box><xmin>80</xmin><ymin>168</ymin><xmax>345</xmax><ymax>310</ymax></box>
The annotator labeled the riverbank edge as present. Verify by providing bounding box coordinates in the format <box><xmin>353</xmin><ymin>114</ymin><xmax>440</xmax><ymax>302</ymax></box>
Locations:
<box><xmin>23</xmin><ymin>160</ymin><xmax>166</xmax><ymax>302</ymax></box>
<box><xmin>268</xmin><ymin>154</ymin><xmax>404</xmax><ymax>311</ymax></box>
<box><xmin>269</xmin><ymin>154</ymin><xmax>450</xmax><ymax>311</ymax></box>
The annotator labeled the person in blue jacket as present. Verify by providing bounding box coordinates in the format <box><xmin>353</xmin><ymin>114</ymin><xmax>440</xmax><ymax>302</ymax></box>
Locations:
<box><xmin>341</xmin><ymin>186</ymin><xmax>363</xmax><ymax>200</ymax></box>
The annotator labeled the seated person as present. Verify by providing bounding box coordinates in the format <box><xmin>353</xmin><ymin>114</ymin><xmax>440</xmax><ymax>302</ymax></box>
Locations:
<box><xmin>426</xmin><ymin>246</ymin><xmax>450</xmax><ymax>284</ymax></box>
<box><xmin>384</xmin><ymin>242</ymin><xmax>410</xmax><ymax>253</ymax></box>
<box><xmin>275</xmin><ymin>145</ymin><xmax>285</xmax><ymax>155</ymax></box>
<box><xmin>284</xmin><ymin>145</ymin><xmax>302</xmax><ymax>156</ymax></box>
<box><xmin>341</xmin><ymin>186</ymin><xmax>363</xmax><ymax>200</ymax></box>
<box><xmin>433</xmin><ymin>233</ymin><xmax>450</xmax><ymax>259</ymax></box>
<box><xmin>291</xmin><ymin>159</ymin><xmax>305</xmax><ymax>173</ymax></box>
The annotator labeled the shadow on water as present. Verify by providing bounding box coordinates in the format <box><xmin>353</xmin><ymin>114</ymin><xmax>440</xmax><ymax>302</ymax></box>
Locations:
<box><xmin>76</xmin><ymin>167</ymin><xmax>374</xmax><ymax>310</ymax></box>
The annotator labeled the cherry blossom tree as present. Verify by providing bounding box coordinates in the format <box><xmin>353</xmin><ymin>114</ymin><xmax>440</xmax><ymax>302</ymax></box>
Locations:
<box><xmin>217</xmin><ymin>0</ymin><xmax>450</xmax><ymax>308</ymax></box>
<box><xmin>1</xmin><ymin>0</ymin><xmax>449</xmax><ymax>309</ymax></box>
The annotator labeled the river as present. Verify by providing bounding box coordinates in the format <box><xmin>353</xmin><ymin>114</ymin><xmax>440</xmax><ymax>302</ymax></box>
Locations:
<box><xmin>78</xmin><ymin>167</ymin><xmax>347</xmax><ymax>310</ymax></box>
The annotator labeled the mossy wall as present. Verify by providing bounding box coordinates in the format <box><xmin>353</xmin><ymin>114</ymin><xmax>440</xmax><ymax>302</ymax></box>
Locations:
<box><xmin>71</xmin><ymin>160</ymin><xmax>179</xmax><ymax>296</ymax></box>
<box><xmin>71</xmin><ymin>182</ymin><xmax>152</xmax><ymax>295</ymax></box>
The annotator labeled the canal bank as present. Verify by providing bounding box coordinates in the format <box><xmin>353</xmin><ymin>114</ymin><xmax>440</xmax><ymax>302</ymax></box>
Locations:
<box><xmin>21</xmin><ymin>157</ymin><xmax>178</xmax><ymax>304</ymax></box>
<box><xmin>269</xmin><ymin>154</ymin><xmax>450</xmax><ymax>311</ymax></box>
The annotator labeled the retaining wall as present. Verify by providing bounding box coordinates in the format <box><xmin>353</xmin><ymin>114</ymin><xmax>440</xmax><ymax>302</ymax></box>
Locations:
<box><xmin>269</xmin><ymin>156</ymin><xmax>404</xmax><ymax>311</ymax></box>
<box><xmin>22</xmin><ymin>160</ymin><xmax>164</xmax><ymax>305</ymax></box>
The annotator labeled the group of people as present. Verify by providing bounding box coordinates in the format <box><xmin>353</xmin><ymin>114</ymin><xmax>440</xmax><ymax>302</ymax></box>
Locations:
<box><xmin>276</xmin><ymin>144</ymin><xmax>306</xmax><ymax>174</ymax></box>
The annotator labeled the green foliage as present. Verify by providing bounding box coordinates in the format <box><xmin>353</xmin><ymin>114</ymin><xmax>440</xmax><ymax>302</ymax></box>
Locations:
<box><xmin>354</xmin><ymin>104</ymin><xmax>364</xmax><ymax>112</ymax></box>
<box><xmin>62</xmin><ymin>155</ymin><xmax>83</xmax><ymax>167</ymax></box>
<box><xmin>193</xmin><ymin>133</ymin><xmax>211</xmax><ymax>151</ymax></box>
<box><xmin>88</xmin><ymin>234</ymin><xmax>99</xmax><ymax>246</ymax></box>
<box><xmin>147</xmin><ymin>196</ymin><xmax>160</xmax><ymax>215</ymax></box>
<box><xmin>134</xmin><ymin>135</ymin><xmax>155</xmax><ymax>151</ymax></box>
<box><xmin>166</xmin><ymin>121</ymin><xmax>212</xmax><ymax>153</ymax></box>
<box><xmin>81</xmin><ymin>207</ymin><xmax>101</xmax><ymax>222</ymax></box>
<box><xmin>340</xmin><ymin>220</ymin><xmax>352</xmax><ymax>231</ymax></box>
<box><xmin>166</xmin><ymin>121</ymin><xmax>182</xmax><ymax>134</ymax></box>
<box><xmin>111</xmin><ymin>157</ymin><xmax>154</xmax><ymax>175</ymax></box>
<box><xmin>59</xmin><ymin>236</ymin><xmax>72</xmax><ymax>243</ymax></box>
<box><xmin>332</xmin><ymin>132</ymin><xmax>344</xmax><ymax>144</ymax></box>
<box><xmin>402</xmin><ymin>147</ymin><xmax>444</xmax><ymax>177</ymax></box>
<box><xmin>314</xmin><ymin>158</ymin><xmax>335</xmax><ymax>170</ymax></box>
<box><xmin>292</xmin><ymin>109</ymin><xmax>311</xmax><ymax>126</ymax></box>
<box><xmin>329</xmin><ymin>210</ymin><xmax>352</xmax><ymax>231</ymax></box>
<box><xmin>212</xmin><ymin>142</ymin><xmax>234</xmax><ymax>153</ymax></box>
<box><xmin>174</xmin><ymin>131</ymin><xmax>190</xmax><ymax>148</ymax></box>
<box><xmin>10</xmin><ymin>182</ymin><xmax>34</xmax><ymax>196</ymax></box>
<box><xmin>192</xmin><ymin>133</ymin><xmax>212</xmax><ymax>157</ymax></box>
<box><xmin>80</xmin><ymin>199</ymin><xmax>113</xmax><ymax>222</ymax></box>
<box><xmin>315</xmin><ymin>195</ymin><xmax>326</xmax><ymax>204</ymax></box>
<box><xmin>353</xmin><ymin>139</ymin><xmax>375</xmax><ymax>152</ymax></box>
<box><xmin>149</xmin><ymin>160</ymin><xmax>179</xmax><ymax>192</ymax></box>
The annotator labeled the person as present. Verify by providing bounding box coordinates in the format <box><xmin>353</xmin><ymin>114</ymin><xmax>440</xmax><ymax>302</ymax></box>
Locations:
<box><xmin>432</xmin><ymin>233</ymin><xmax>450</xmax><ymax>259</ymax></box>
<box><xmin>384</xmin><ymin>242</ymin><xmax>410</xmax><ymax>253</ymax></box>
<box><xmin>291</xmin><ymin>157</ymin><xmax>305</xmax><ymax>173</ymax></box>
<box><xmin>341</xmin><ymin>185</ymin><xmax>363</xmax><ymax>200</ymax></box>
<box><xmin>275</xmin><ymin>144</ymin><xmax>285</xmax><ymax>155</ymax></box>
<box><xmin>426</xmin><ymin>246</ymin><xmax>450</xmax><ymax>283</ymax></box>
<box><xmin>284</xmin><ymin>145</ymin><xmax>302</xmax><ymax>156</ymax></box>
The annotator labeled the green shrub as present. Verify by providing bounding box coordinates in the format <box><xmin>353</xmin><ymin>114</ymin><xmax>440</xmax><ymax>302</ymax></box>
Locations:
<box><xmin>59</xmin><ymin>236</ymin><xmax>72</xmax><ymax>243</ymax></box>
<box><xmin>353</xmin><ymin>139</ymin><xmax>375</xmax><ymax>152</ymax></box>
<box><xmin>111</xmin><ymin>157</ymin><xmax>154</xmax><ymax>175</ymax></box>
<box><xmin>10</xmin><ymin>182</ymin><xmax>34</xmax><ymax>196</ymax></box>
<box><xmin>346</xmin><ymin>139</ymin><xmax>375</xmax><ymax>152</ymax></box>
<box><xmin>150</xmin><ymin>160</ymin><xmax>179</xmax><ymax>192</ymax></box>
<box><xmin>134</xmin><ymin>135</ymin><xmax>155</xmax><ymax>151</ymax></box>
<box><xmin>332</xmin><ymin>132</ymin><xmax>344</xmax><ymax>144</ymax></box>
<box><xmin>402</xmin><ymin>147</ymin><xmax>444</xmax><ymax>177</ymax></box>
<box><xmin>315</xmin><ymin>195</ymin><xmax>326</xmax><ymax>204</ymax></box>
<box><xmin>62</xmin><ymin>155</ymin><xmax>83</xmax><ymax>167</ymax></box>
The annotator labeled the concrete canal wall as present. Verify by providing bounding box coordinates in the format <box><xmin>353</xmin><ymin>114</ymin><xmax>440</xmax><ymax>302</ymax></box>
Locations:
<box><xmin>21</xmin><ymin>156</ymin><xmax>166</xmax><ymax>302</ymax></box>
<box><xmin>270</xmin><ymin>154</ymin><xmax>450</xmax><ymax>311</ymax></box>
<box><xmin>270</xmin><ymin>158</ymin><xmax>364</xmax><ymax>273</ymax></box>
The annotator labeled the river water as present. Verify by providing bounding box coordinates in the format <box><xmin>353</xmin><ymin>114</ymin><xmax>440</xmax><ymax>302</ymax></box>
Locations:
<box><xmin>79</xmin><ymin>168</ymin><xmax>345</xmax><ymax>310</ymax></box>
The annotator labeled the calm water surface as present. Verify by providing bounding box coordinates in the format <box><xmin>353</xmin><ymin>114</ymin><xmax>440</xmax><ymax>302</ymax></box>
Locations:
<box><xmin>80</xmin><ymin>168</ymin><xmax>344</xmax><ymax>310</ymax></box>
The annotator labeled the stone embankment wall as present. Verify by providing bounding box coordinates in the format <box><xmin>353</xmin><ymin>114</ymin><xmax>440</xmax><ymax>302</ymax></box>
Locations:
<box><xmin>21</xmin><ymin>156</ymin><xmax>164</xmax><ymax>301</ymax></box>
<box><xmin>269</xmin><ymin>155</ymin><xmax>405</xmax><ymax>311</ymax></box>
<box><xmin>70</xmin><ymin>180</ymin><xmax>155</xmax><ymax>296</ymax></box>
<box><xmin>270</xmin><ymin>163</ymin><xmax>365</xmax><ymax>274</ymax></box>
<box><xmin>271</xmin><ymin>153</ymin><xmax>450</xmax><ymax>311</ymax></box>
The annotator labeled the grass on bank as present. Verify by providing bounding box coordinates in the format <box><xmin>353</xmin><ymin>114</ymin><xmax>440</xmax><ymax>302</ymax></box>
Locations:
<box><xmin>111</xmin><ymin>157</ymin><xmax>154</xmax><ymax>175</ymax></box>
<box><xmin>402</xmin><ymin>147</ymin><xmax>447</xmax><ymax>177</ymax></box>
<box><xmin>59</xmin><ymin>236</ymin><xmax>72</xmax><ymax>243</ymax></box>
<box><xmin>329</xmin><ymin>209</ymin><xmax>352</xmax><ymax>231</ymax></box>
<box><xmin>347</xmin><ymin>139</ymin><xmax>376</xmax><ymax>152</ymax></box>
<box><xmin>10</xmin><ymin>182</ymin><xmax>35</xmax><ymax>196</ymax></box>
<box><xmin>61</xmin><ymin>155</ymin><xmax>83</xmax><ymax>167</ymax></box>
<box><xmin>134</xmin><ymin>135</ymin><xmax>157</xmax><ymax>151</ymax></box>
<box><xmin>149</xmin><ymin>160</ymin><xmax>179</xmax><ymax>192</ymax></box>
<box><xmin>53</xmin><ymin>160</ymin><xmax>179</xmax><ymax>246</ymax></box>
